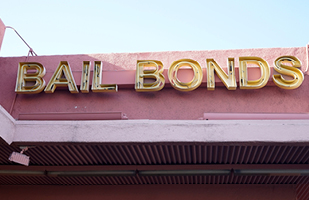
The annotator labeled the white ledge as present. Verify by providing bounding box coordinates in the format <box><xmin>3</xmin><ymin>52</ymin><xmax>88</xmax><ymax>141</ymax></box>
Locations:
<box><xmin>0</xmin><ymin>106</ymin><xmax>15</xmax><ymax>144</ymax></box>
<box><xmin>1</xmin><ymin>105</ymin><xmax>309</xmax><ymax>144</ymax></box>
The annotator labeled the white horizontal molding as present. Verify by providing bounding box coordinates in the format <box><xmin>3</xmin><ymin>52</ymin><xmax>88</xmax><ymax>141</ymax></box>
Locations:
<box><xmin>13</xmin><ymin>119</ymin><xmax>309</xmax><ymax>143</ymax></box>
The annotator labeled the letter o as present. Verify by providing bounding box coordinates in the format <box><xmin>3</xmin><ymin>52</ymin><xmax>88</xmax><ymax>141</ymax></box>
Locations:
<box><xmin>168</xmin><ymin>59</ymin><xmax>203</xmax><ymax>91</ymax></box>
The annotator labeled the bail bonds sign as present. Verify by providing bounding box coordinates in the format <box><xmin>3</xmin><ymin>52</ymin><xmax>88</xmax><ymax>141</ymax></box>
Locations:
<box><xmin>15</xmin><ymin>56</ymin><xmax>304</xmax><ymax>94</ymax></box>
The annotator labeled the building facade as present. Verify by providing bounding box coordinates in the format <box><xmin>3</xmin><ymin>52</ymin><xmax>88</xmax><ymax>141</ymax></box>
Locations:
<box><xmin>0</xmin><ymin>18</ymin><xmax>308</xmax><ymax>199</ymax></box>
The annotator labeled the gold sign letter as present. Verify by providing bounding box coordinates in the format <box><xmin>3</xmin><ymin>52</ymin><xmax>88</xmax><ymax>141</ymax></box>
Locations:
<box><xmin>15</xmin><ymin>62</ymin><xmax>46</xmax><ymax>94</ymax></box>
<box><xmin>92</xmin><ymin>61</ymin><xmax>118</xmax><ymax>92</ymax></box>
<box><xmin>135</xmin><ymin>60</ymin><xmax>165</xmax><ymax>92</ymax></box>
<box><xmin>44</xmin><ymin>61</ymin><xmax>79</xmax><ymax>93</ymax></box>
<box><xmin>272</xmin><ymin>56</ymin><xmax>304</xmax><ymax>89</ymax></box>
<box><xmin>239</xmin><ymin>57</ymin><xmax>270</xmax><ymax>89</ymax></box>
<box><xmin>80</xmin><ymin>61</ymin><xmax>91</xmax><ymax>93</ymax></box>
<box><xmin>168</xmin><ymin>59</ymin><xmax>203</xmax><ymax>91</ymax></box>
<box><xmin>206</xmin><ymin>58</ymin><xmax>236</xmax><ymax>90</ymax></box>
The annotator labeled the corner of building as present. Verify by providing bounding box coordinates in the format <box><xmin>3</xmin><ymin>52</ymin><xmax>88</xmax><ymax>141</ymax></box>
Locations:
<box><xmin>0</xmin><ymin>105</ymin><xmax>15</xmax><ymax>144</ymax></box>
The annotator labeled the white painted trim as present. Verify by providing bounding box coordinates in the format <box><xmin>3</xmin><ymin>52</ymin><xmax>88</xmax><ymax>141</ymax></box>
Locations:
<box><xmin>0</xmin><ymin>105</ymin><xmax>15</xmax><ymax>144</ymax></box>
<box><xmin>2</xmin><ymin>104</ymin><xmax>309</xmax><ymax>144</ymax></box>
<box><xmin>13</xmin><ymin>119</ymin><xmax>309</xmax><ymax>143</ymax></box>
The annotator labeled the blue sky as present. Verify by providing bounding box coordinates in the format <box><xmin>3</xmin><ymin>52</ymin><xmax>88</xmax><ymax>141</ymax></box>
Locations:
<box><xmin>0</xmin><ymin>0</ymin><xmax>308</xmax><ymax>56</ymax></box>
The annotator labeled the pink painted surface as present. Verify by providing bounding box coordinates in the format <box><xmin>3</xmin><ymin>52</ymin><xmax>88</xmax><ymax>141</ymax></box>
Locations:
<box><xmin>0</xmin><ymin>47</ymin><xmax>308</xmax><ymax>120</ymax></box>
<box><xmin>1</xmin><ymin>47</ymin><xmax>309</xmax><ymax>144</ymax></box>
<box><xmin>0</xmin><ymin>185</ymin><xmax>296</xmax><ymax>200</ymax></box>
<box><xmin>0</xmin><ymin>19</ymin><xmax>5</xmax><ymax>51</ymax></box>
<box><xmin>202</xmin><ymin>113</ymin><xmax>309</xmax><ymax>120</ymax></box>
<box><xmin>18</xmin><ymin>111</ymin><xmax>127</xmax><ymax>120</ymax></box>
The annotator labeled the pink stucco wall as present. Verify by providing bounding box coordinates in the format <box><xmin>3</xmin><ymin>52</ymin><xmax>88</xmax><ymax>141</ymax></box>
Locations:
<box><xmin>0</xmin><ymin>185</ymin><xmax>296</xmax><ymax>200</ymax></box>
<box><xmin>0</xmin><ymin>47</ymin><xmax>308</xmax><ymax>120</ymax></box>
<box><xmin>1</xmin><ymin>46</ymin><xmax>309</xmax><ymax>145</ymax></box>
